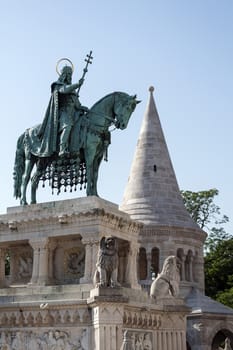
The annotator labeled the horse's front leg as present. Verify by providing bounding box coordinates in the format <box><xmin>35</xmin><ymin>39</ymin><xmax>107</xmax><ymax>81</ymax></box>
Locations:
<box><xmin>85</xmin><ymin>143</ymin><xmax>98</xmax><ymax>196</ymax></box>
<box><xmin>92</xmin><ymin>153</ymin><xmax>103</xmax><ymax>197</ymax></box>
<box><xmin>20</xmin><ymin>158</ymin><xmax>35</xmax><ymax>205</ymax></box>
<box><xmin>86</xmin><ymin>160</ymin><xmax>95</xmax><ymax>196</ymax></box>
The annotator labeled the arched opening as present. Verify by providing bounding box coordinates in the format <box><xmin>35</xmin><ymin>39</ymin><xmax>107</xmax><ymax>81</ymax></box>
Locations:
<box><xmin>5</xmin><ymin>250</ymin><xmax>10</xmax><ymax>276</ymax></box>
<box><xmin>211</xmin><ymin>329</ymin><xmax>233</xmax><ymax>350</ymax></box>
<box><xmin>185</xmin><ymin>250</ymin><xmax>193</xmax><ymax>282</ymax></box>
<box><xmin>177</xmin><ymin>248</ymin><xmax>185</xmax><ymax>281</ymax></box>
<box><xmin>138</xmin><ymin>247</ymin><xmax>147</xmax><ymax>280</ymax></box>
<box><xmin>151</xmin><ymin>247</ymin><xmax>159</xmax><ymax>278</ymax></box>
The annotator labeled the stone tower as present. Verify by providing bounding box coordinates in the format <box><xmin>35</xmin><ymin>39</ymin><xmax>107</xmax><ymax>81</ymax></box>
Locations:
<box><xmin>120</xmin><ymin>86</ymin><xmax>233</xmax><ymax>349</ymax></box>
<box><xmin>120</xmin><ymin>86</ymin><xmax>206</xmax><ymax>296</ymax></box>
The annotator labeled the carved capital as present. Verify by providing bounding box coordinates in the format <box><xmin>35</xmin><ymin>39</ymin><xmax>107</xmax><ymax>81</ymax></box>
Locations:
<box><xmin>81</xmin><ymin>237</ymin><xmax>99</xmax><ymax>246</ymax></box>
<box><xmin>29</xmin><ymin>238</ymin><xmax>49</xmax><ymax>250</ymax></box>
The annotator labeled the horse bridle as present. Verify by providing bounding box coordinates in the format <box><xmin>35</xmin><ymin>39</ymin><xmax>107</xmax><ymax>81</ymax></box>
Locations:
<box><xmin>85</xmin><ymin>93</ymin><xmax>121</xmax><ymax>129</ymax></box>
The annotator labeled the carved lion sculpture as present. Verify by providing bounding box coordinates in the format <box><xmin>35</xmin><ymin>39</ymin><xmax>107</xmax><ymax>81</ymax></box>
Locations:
<box><xmin>150</xmin><ymin>255</ymin><xmax>180</xmax><ymax>300</ymax></box>
<box><xmin>93</xmin><ymin>236</ymin><xmax>120</xmax><ymax>288</ymax></box>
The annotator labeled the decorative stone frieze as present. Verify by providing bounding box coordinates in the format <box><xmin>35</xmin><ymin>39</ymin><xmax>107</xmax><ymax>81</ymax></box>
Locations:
<box><xmin>0</xmin><ymin>306</ymin><xmax>91</xmax><ymax>328</ymax></box>
<box><xmin>0</xmin><ymin>327</ymin><xmax>89</xmax><ymax>349</ymax></box>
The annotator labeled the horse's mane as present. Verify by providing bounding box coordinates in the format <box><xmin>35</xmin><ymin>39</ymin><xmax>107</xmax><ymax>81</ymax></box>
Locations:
<box><xmin>90</xmin><ymin>91</ymin><xmax>129</xmax><ymax>110</ymax></box>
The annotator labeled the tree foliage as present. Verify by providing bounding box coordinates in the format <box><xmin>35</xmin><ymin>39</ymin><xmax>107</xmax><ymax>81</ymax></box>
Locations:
<box><xmin>216</xmin><ymin>287</ymin><xmax>233</xmax><ymax>309</ymax></box>
<box><xmin>181</xmin><ymin>188</ymin><xmax>220</xmax><ymax>229</ymax></box>
<box><xmin>204</xmin><ymin>238</ymin><xmax>233</xmax><ymax>302</ymax></box>
<box><xmin>181</xmin><ymin>188</ymin><xmax>229</xmax><ymax>251</ymax></box>
<box><xmin>181</xmin><ymin>188</ymin><xmax>233</xmax><ymax>308</ymax></box>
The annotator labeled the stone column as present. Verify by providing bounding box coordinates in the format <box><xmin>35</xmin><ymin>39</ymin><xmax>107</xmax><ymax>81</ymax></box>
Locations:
<box><xmin>29</xmin><ymin>240</ymin><xmax>40</xmax><ymax>284</ymax></box>
<box><xmin>162</xmin><ymin>331</ymin><xmax>168</xmax><ymax>349</ymax></box>
<box><xmin>167</xmin><ymin>331</ymin><xmax>172</xmax><ymax>349</ymax></box>
<box><xmin>91</xmin><ymin>241</ymin><xmax>99</xmax><ymax>280</ymax></box>
<box><xmin>177</xmin><ymin>331</ymin><xmax>182</xmax><ymax>350</ymax></box>
<box><xmin>188</xmin><ymin>255</ymin><xmax>193</xmax><ymax>282</ymax></box>
<box><xmin>29</xmin><ymin>239</ymin><xmax>49</xmax><ymax>285</ymax></box>
<box><xmin>194</xmin><ymin>250</ymin><xmax>205</xmax><ymax>292</ymax></box>
<box><xmin>37</xmin><ymin>238</ymin><xmax>49</xmax><ymax>285</ymax></box>
<box><xmin>171</xmin><ymin>331</ymin><xmax>177</xmax><ymax>350</ymax></box>
<box><xmin>180</xmin><ymin>331</ymin><xmax>186</xmax><ymax>350</ymax></box>
<box><xmin>181</xmin><ymin>255</ymin><xmax>186</xmax><ymax>281</ymax></box>
<box><xmin>80</xmin><ymin>239</ymin><xmax>98</xmax><ymax>284</ymax></box>
<box><xmin>0</xmin><ymin>248</ymin><xmax>6</xmax><ymax>287</ymax></box>
<box><xmin>48</xmin><ymin>241</ymin><xmax>57</xmax><ymax>284</ymax></box>
<box><xmin>157</xmin><ymin>331</ymin><xmax>162</xmax><ymax>349</ymax></box>
<box><xmin>126</xmin><ymin>243</ymin><xmax>141</xmax><ymax>289</ymax></box>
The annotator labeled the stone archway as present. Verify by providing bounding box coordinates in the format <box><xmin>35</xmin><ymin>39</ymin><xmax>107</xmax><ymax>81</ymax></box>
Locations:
<box><xmin>211</xmin><ymin>329</ymin><xmax>233</xmax><ymax>350</ymax></box>
<box><xmin>151</xmin><ymin>247</ymin><xmax>159</xmax><ymax>278</ymax></box>
<box><xmin>138</xmin><ymin>247</ymin><xmax>147</xmax><ymax>280</ymax></box>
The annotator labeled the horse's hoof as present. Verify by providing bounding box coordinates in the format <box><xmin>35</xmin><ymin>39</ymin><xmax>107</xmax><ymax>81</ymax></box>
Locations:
<box><xmin>20</xmin><ymin>200</ymin><xmax>28</xmax><ymax>206</ymax></box>
<box><xmin>31</xmin><ymin>201</ymin><xmax>37</xmax><ymax>205</ymax></box>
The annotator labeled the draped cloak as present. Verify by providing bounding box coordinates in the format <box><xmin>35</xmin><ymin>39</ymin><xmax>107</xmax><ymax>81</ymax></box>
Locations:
<box><xmin>26</xmin><ymin>82</ymin><xmax>62</xmax><ymax>158</ymax></box>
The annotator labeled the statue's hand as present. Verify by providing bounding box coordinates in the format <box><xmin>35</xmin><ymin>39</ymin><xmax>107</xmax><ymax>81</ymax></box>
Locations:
<box><xmin>81</xmin><ymin>106</ymin><xmax>89</xmax><ymax>112</ymax></box>
<box><xmin>73</xmin><ymin>83</ymin><xmax>80</xmax><ymax>89</ymax></box>
<box><xmin>79</xmin><ymin>78</ymin><xmax>84</xmax><ymax>86</ymax></box>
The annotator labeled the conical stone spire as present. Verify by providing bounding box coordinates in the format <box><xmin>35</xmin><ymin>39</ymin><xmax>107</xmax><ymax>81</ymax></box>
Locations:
<box><xmin>120</xmin><ymin>86</ymin><xmax>198</xmax><ymax>229</ymax></box>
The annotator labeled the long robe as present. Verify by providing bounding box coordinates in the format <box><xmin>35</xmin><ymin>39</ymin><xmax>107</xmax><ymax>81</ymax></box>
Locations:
<box><xmin>36</xmin><ymin>83</ymin><xmax>61</xmax><ymax>157</ymax></box>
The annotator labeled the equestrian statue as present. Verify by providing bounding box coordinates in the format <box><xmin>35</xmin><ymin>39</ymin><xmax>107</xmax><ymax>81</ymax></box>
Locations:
<box><xmin>13</xmin><ymin>52</ymin><xmax>140</xmax><ymax>205</ymax></box>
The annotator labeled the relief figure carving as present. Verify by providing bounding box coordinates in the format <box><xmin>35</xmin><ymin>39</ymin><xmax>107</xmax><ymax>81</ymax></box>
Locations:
<box><xmin>17</xmin><ymin>256</ymin><xmax>33</xmax><ymax>279</ymax></box>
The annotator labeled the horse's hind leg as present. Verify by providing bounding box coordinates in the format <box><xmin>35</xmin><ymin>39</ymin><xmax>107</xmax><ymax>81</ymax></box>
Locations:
<box><xmin>20</xmin><ymin>158</ymin><xmax>35</xmax><ymax>205</ymax></box>
<box><xmin>31</xmin><ymin>160</ymin><xmax>47</xmax><ymax>204</ymax></box>
<box><xmin>86</xmin><ymin>160</ymin><xmax>96</xmax><ymax>196</ymax></box>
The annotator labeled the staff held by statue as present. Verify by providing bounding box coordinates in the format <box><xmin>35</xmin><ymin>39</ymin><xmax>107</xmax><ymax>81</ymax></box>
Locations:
<box><xmin>76</xmin><ymin>50</ymin><xmax>93</xmax><ymax>98</ymax></box>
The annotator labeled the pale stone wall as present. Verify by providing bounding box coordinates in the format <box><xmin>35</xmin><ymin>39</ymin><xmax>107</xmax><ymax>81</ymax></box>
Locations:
<box><xmin>137</xmin><ymin>225</ymin><xmax>206</xmax><ymax>297</ymax></box>
<box><xmin>0</xmin><ymin>198</ymin><xmax>190</xmax><ymax>349</ymax></box>
<box><xmin>0</xmin><ymin>197</ymin><xmax>232</xmax><ymax>349</ymax></box>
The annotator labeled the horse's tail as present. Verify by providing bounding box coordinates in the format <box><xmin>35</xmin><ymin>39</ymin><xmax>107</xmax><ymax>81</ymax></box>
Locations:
<box><xmin>13</xmin><ymin>133</ymin><xmax>26</xmax><ymax>199</ymax></box>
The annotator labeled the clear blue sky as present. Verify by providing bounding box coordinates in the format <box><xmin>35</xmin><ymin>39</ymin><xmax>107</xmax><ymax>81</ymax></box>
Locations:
<box><xmin>0</xmin><ymin>1</ymin><xmax>232</xmax><ymax>233</ymax></box>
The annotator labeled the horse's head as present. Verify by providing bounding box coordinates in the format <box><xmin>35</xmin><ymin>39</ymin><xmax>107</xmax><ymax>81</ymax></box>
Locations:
<box><xmin>113</xmin><ymin>93</ymin><xmax>140</xmax><ymax>129</ymax></box>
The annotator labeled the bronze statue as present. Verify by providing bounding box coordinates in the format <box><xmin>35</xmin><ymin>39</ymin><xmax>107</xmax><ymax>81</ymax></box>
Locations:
<box><xmin>37</xmin><ymin>56</ymin><xmax>90</xmax><ymax>158</ymax></box>
<box><xmin>13</xmin><ymin>52</ymin><xmax>140</xmax><ymax>205</ymax></box>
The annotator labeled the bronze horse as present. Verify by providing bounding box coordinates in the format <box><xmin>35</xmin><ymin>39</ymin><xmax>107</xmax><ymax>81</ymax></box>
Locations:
<box><xmin>13</xmin><ymin>92</ymin><xmax>139</xmax><ymax>205</ymax></box>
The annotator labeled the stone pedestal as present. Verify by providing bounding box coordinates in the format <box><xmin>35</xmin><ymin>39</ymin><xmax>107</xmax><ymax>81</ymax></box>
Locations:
<box><xmin>0</xmin><ymin>197</ymin><xmax>190</xmax><ymax>349</ymax></box>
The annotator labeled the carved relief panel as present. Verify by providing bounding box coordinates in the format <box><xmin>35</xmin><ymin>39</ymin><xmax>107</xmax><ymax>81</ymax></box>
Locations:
<box><xmin>122</xmin><ymin>330</ymin><xmax>153</xmax><ymax>350</ymax></box>
<box><xmin>0</xmin><ymin>327</ymin><xmax>88</xmax><ymax>350</ymax></box>
<box><xmin>10</xmin><ymin>245</ymin><xmax>33</xmax><ymax>284</ymax></box>
<box><xmin>0</xmin><ymin>306</ymin><xmax>91</xmax><ymax>349</ymax></box>
<box><xmin>64</xmin><ymin>247</ymin><xmax>85</xmax><ymax>281</ymax></box>
<box><xmin>53</xmin><ymin>237</ymin><xmax>85</xmax><ymax>284</ymax></box>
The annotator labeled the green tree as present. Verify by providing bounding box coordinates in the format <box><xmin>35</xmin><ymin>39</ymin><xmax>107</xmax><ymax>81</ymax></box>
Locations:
<box><xmin>181</xmin><ymin>188</ymin><xmax>229</xmax><ymax>251</ymax></box>
<box><xmin>216</xmin><ymin>287</ymin><xmax>233</xmax><ymax>309</ymax></box>
<box><xmin>204</xmin><ymin>238</ymin><xmax>233</xmax><ymax>302</ymax></box>
<box><xmin>181</xmin><ymin>188</ymin><xmax>233</xmax><ymax>308</ymax></box>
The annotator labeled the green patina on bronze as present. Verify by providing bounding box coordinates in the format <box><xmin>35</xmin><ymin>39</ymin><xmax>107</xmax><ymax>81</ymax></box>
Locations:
<box><xmin>13</xmin><ymin>52</ymin><xmax>140</xmax><ymax>205</ymax></box>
